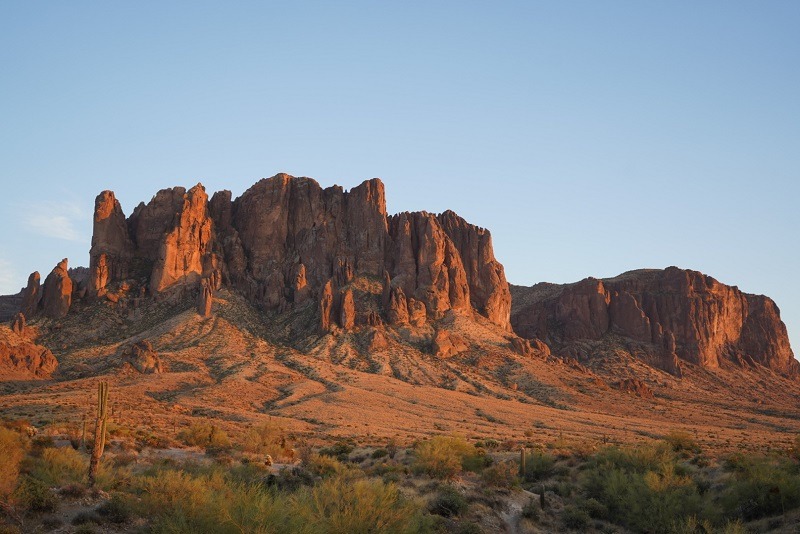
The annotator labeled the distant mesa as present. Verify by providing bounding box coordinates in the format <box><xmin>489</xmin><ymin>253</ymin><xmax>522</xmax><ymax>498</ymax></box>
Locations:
<box><xmin>510</xmin><ymin>267</ymin><xmax>797</xmax><ymax>377</ymax></box>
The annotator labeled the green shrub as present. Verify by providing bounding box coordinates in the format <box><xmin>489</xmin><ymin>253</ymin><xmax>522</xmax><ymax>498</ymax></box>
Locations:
<box><xmin>0</xmin><ymin>427</ymin><xmax>26</xmax><ymax>500</ymax></box>
<box><xmin>522</xmin><ymin>450</ymin><xmax>555</xmax><ymax>482</ymax></box>
<box><xmin>177</xmin><ymin>423</ymin><xmax>231</xmax><ymax>450</ymax></box>
<box><xmin>305</xmin><ymin>453</ymin><xmax>346</xmax><ymax>477</ymax></box>
<box><xmin>273</xmin><ymin>466</ymin><xmax>315</xmax><ymax>491</ymax></box>
<box><xmin>291</xmin><ymin>475</ymin><xmax>426</xmax><ymax>533</ymax></box>
<box><xmin>241</xmin><ymin>420</ymin><xmax>286</xmax><ymax>456</ymax></box>
<box><xmin>209</xmin><ymin>482</ymin><xmax>289</xmax><ymax>534</ymax></box>
<box><xmin>720</xmin><ymin>455</ymin><xmax>800</xmax><ymax>521</ymax></box>
<box><xmin>663</xmin><ymin>431</ymin><xmax>701</xmax><ymax>455</ymax></box>
<box><xmin>14</xmin><ymin>476</ymin><xmax>58</xmax><ymax>513</ymax></box>
<box><xmin>561</xmin><ymin>505</ymin><xmax>590</xmax><ymax>530</ymax></box>
<box><xmin>580</xmin><ymin>497</ymin><xmax>607</xmax><ymax>519</ymax></box>
<box><xmin>29</xmin><ymin>446</ymin><xmax>86</xmax><ymax>486</ymax></box>
<box><xmin>580</xmin><ymin>444</ymin><xmax>702</xmax><ymax>533</ymax></box>
<box><xmin>71</xmin><ymin>510</ymin><xmax>101</xmax><ymax>525</ymax></box>
<box><xmin>428</xmin><ymin>486</ymin><xmax>468</xmax><ymax>517</ymax></box>
<box><xmin>480</xmin><ymin>461</ymin><xmax>519</xmax><ymax>489</ymax></box>
<box><xmin>371</xmin><ymin>448</ymin><xmax>389</xmax><ymax>459</ymax></box>
<box><xmin>96</xmin><ymin>494</ymin><xmax>132</xmax><ymax>524</ymax></box>
<box><xmin>414</xmin><ymin>435</ymin><xmax>475</xmax><ymax>479</ymax></box>
<box><xmin>521</xmin><ymin>497</ymin><xmax>539</xmax><ymax>520</ymax></box>
<box><xmin>319</xmin><ymin>441</ymin><xmax>355</xmax><ymax>461</ymax></box>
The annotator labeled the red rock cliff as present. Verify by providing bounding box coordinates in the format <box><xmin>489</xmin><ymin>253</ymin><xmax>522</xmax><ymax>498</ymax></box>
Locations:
<box><xmin>510</xmin><ymin>267</ymin><xmax>798</xmax><ymax>376</ymax></box>
<box><xmin>74</xmin><ymin>174</ymin><xmax>510</xmax><ymax>331</ymax></box>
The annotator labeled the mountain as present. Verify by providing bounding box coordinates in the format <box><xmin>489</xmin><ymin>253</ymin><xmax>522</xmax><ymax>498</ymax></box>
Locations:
<box><xmin>2</xmin><ymin>174</ymin><xmax>799</xmax><ymax>452</ymax></box>
<box><xmin>510</xmin><ymin>268</ymin><xmax>797</xmax><ymax>377</ymax></box>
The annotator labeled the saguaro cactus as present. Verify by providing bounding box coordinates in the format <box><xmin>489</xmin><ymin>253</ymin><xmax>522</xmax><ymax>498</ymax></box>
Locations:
<box><xmin>88</xmin><ymin>381</ymin><xmax>109</xmax><ymax>486</ymax></box>
<box><xmin>80</xmin><ymin>415</ymin><xmax>87</xmax><ymax>452</ymax></box>
<box><xmin>520</xmin><ymin>447</ymin><xmax>527</xmax><ymax>477</ymax></box>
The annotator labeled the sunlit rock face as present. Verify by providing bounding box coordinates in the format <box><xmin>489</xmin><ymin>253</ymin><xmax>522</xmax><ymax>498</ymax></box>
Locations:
<box><xmin>511</xmin><ymin>267</ymin><xmax>797</xmax><ymax>377</ymax></box>
<box><xmin>76</xmin><ymin>174</ymin><xmax>511</xmax><ymax>331</ymax></box>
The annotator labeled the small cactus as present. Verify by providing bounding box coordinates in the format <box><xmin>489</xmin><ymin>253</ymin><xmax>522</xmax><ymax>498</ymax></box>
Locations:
<box><xmin>80</xmin><ymin>415</ymin><xmax>87</xmax><ymax>452</ymax></box>
<box><xmin>88</xmin><ymin>381</ymin><xmax>109</xmax><ymax>486</ymax></box>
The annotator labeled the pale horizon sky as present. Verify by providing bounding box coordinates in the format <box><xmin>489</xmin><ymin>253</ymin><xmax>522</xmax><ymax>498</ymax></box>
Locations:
<box><xmin>1</xmin><ymin>2</ymin><xmax>798</xmax><ymax>354</ymax></box>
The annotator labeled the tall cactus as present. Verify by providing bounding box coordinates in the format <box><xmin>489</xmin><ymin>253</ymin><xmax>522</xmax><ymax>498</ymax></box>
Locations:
<box><xmin>80</xmin><ymin>415</ymin><xmax>87</xmax><ymax>452</ymax></box>
<box><xmin>520</xmin><ymin>447</ymin><xmax>527</xmax><ymax>478</ymax></box>
<box><xmin>88</xmin><ymin>381</ymin><xmax>109</xmax><ymax>486</ymax></box>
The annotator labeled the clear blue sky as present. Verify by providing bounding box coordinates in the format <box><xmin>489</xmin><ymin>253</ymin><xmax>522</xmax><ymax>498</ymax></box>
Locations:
<box><xmin>1</xmin><ymin>2</ymin><xmax>798</xmax><ymax>353</ymax></box>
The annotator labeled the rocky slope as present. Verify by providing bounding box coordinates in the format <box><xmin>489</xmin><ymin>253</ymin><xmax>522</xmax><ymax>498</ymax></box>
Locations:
<box><xmin>510</xmin><ymin>267</ymin><xmax>798</xmax><ymax>377</ymax></box>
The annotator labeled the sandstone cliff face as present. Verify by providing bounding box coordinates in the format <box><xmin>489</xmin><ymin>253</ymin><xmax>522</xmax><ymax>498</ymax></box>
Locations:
<box><xmin>89</xmin><ymin>191</ymin><xmax>134</xmax><ymax>296</ymax></box>
<box><xmin>510</xmin><ymin>267</ymin><xmax>798</xmax><ymax>376</ymax></box>
<box><xmin>149</xmin><ymin>184</ymin><xmax>213</xmax><ymax>293</ymax></box>
<box><xmin>71</xmin><ymin>174</ymin><xmax>511</xmax><ymax>333</ymax></box>
<box><xmin>20</xmin><ymin>272</ymin><xmax>41</xmax><ymax>318</ymax></box>
<box><xmin>438</xmin><ymin>210</ymin><xmax>512</xmax><ymax>331</ymax></box>
<box><xmin>386</xmin><ymin>211</ymin><xmax>470</xmax><ymax>320</ymax></box>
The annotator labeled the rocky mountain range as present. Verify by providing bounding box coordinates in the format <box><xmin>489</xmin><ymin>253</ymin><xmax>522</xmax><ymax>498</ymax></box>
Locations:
<box><xmin>5</xmin><ymin>173</ymin><xmax>794</xmax><ymax>379</ymax></box>
<box><xmin>0</xmin><ymin>174</ymin><xmax>797</xmax><ymax>445</ymax></box>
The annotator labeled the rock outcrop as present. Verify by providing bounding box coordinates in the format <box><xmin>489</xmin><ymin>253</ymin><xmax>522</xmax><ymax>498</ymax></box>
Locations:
<box><xmin>616</xmin><ymin>378</ymin><xmax>654</xmax><ymax>399</ymax></box>
<box><xmin>438</xmin><ymin>211</ymin><xmax>512</xmax><ymax>331</ymax></box>
<box><xmin>339</xmin><ymin>289</ymin><xmax>356</xmax><ymax>330</ymax></box>
<box><xmin>71</xmin><ymin>174</ymin><xmax>512</xmax><ymax>334</ymax></box>
<box><xmin>0</xmin><ymin>324</ymin><xmax>57</xmax><ymax>379</ymax></box>
<box><xmin>10</xmin><ymin>313</ymin><xmax>25</xmax><ymax>335</ymax></box>
<box><xmin>120</xmin><ymin>340</ymin><xmax>163</xmax><ymax>374</ymax></box>
<box><xmin>319</xmin><ymin>280</ymin><xmax>335</xmax><ymax>333</ymax></box>
<box><xmin>432</xmin><ymin>329</ymin><xmax>468</xmax><ymax>358</ymax></box>
<box><xmin>148</xmin><ymin>184</ymin><xmax>213</xmax><ymax>293</ymax></box>
<box><xmin>20</xmin><ymin>272</ymin><xmax>41</xmax><ymax>318</ymax></box>
<box><xmin>41</xmin><ymin>259</ymin><xmax>73</xmax><ymax>319</ymax></box>
<box><xmin>89</xmin><ymin>191</ymin><xmax>134</xmax><ymax>297</ymax></box>
<box><xmin>510</xmin><ymin>267</ymin><xmax>798</xmax><ymax>376</ymax></box>
<box><xmin>197</xmin><ymin>278</ymin><xmax>213</xmax><ymax>317</ymax></box>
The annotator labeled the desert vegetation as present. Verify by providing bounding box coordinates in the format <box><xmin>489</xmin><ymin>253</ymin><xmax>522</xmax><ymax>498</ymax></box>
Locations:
<box><xmin>3</xmin><ymin>416</ymin><xmax>800</xmax><ymax>533</ymax></box>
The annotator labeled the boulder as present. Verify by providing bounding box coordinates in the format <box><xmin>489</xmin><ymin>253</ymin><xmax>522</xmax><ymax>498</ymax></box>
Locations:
<box><xmin>364</xmin><ymin>329</ymin><xmax>388</xmax><ymax>352</ymax></box>
<box><xmin>617</xmin><ymin>378</ymin><xmax>654</xmax><ymax>399</ymax></box>
<box><xmin>122</xmin><ymin>340</ymin><xmax>163</xmax><ymax>374</ymax></box>
<box><xmin>432</xmin><ymin>329</ymin><xmax>468</xmax><ymax>358</ymax></box>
